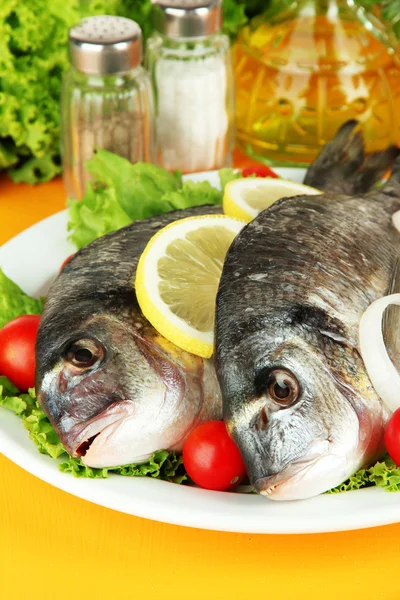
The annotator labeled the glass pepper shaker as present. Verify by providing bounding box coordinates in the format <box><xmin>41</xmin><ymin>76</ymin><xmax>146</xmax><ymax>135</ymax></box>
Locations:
<box><xmin>146</xmin><ymin>0</ymin><xmax>235</xmax><ymax>174</ymax></box>
<box><xmin>62</xmin><ymin>16</ymin><xmax>155</xmax><ymax>200</ymax></box>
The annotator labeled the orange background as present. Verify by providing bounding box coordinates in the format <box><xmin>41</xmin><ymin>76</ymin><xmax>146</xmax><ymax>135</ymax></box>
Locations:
<box><xmin>1</xmin><ymin>164</ymin><xmax>400</xmax><ymax>600</ymax></box>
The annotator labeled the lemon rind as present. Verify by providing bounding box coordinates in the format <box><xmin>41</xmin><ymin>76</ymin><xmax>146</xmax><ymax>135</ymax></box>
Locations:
<box><xmin>135</xmin><ymin>214</ymin><xmax>245</xmax><ymax>359</ymax></box>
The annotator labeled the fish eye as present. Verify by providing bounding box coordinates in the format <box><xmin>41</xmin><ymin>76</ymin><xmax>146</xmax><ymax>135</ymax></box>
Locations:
<box><xmin>266</xmin><ymin>369</ymin><xmax>300</xmax><ymax>407</ymax></box>
<box><xmin>65</xmin><ymin>339</ymin><xmax>104</xmax><ymax>369</ymax></box>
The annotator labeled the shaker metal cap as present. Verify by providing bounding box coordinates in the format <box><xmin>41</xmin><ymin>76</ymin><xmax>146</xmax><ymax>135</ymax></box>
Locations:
<box><xmin>152</xmin><ymin>0</ymin><xmax>222</xmax><ymax>38</ymax></box>
<box><xmin>69</xmin><ymin>16</ymin><xmax>142</xmax><ymax>75</ymax></box>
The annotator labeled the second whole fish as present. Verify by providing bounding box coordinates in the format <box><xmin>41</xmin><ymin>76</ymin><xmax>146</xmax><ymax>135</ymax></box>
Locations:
<box><xmin>215</xmin><ymin>121</ymin><xmax>399</xmax><ymax>500</ymax></box>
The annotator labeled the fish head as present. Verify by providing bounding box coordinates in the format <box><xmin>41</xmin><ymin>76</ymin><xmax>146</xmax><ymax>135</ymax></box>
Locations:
<box><xmin>218</xmin><ymin>322</ymin><xmax>387</xmax><ymax>501</ymax></box>
<box><xmin>36</xmin><ymin>308</ymin><xmax>220</xmax><ymax>468</ymax></box>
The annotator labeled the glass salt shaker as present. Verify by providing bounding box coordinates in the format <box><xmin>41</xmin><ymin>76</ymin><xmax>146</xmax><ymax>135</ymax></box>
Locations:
<box><xmin>146</xmin><ymin>0</ymin><xmax>235</xmax><ymax>174</ymax></box>
<box><xmin>62</xmin><ymin>16</ymin><xmax>155</xmax><ymax>200</ymax></box>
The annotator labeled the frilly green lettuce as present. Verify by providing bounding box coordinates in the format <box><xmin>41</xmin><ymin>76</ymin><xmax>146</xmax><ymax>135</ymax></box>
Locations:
<box><xmin>0</xmin><ymin>0</ymin><xmax>117</xmax><ymax>183</ymax></box>
<box><xmin>68</xmin><ymin>150</ymin><xmax>232</xmax><ymax>249</ymax></box>
<box><xmin>59</xmin><ymin>450</ymin><xmax>186</xmax><ymax>483</ymax></box>
<box><xmin>328</xmin><ymin>457</ymin><xmax>400</xmax><ymax>493</ymax></box>
<box><xmin>0</xmin><ymin>268</ymin><xmax>44</xmax><ymax>328</ymax></box>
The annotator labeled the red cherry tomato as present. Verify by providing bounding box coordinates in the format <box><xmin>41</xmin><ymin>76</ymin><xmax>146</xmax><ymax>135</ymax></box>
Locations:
<box><xmin>60</xmin><ymin>254</ymin><xmax>75</xmax><ymax>273</ymax></box>
<box><xmin>0</xmin><ymin>315</ymin><xmax>41</xmax><ymax>390</ymax></box>
<box><xmin>183</xmin><ymin>420</ymin><xmax>247</xmax><ymax>491</ymax></box>
<box><xmin>385</xmin><ymin>408</ymin><xmax>400</xmax><ymax>465</ymax></box>
<box><xmin>242</xmin><ymin>165</ymin><xmax>278</xmax><ymax>179</ymax></box>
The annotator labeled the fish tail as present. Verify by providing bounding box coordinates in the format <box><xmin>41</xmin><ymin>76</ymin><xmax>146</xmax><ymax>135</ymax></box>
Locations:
<box><xmin>304</xmin><ymin>120</ymin><xmax>398</xmax><ymax>194</ymax></box>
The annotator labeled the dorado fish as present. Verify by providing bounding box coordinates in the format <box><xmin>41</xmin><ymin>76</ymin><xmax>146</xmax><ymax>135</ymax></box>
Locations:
<box><xmin>36</xmin><ymin>121</ymin><xmax>395</xmax><ymax>471</ymax></box>
<box><xmin>36</xmin><ymin>205</ymin><xmax>223</xmax><ymax>468</ymax></box>
<box><xmin>215</xmin><ymin>122</ymin><xmax>399</xmax><ymax>500</ymax></box>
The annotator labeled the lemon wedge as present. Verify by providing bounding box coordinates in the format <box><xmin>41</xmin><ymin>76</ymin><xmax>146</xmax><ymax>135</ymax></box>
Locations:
<box><xmin>223</xmin><ymin>177</ymin><xmax>322</xmax><ymax>222</ymax></box>
<box><xmin>135</xmin><ymin>214</ymin><xmax>245</xmax><ymax>358</ymax></box>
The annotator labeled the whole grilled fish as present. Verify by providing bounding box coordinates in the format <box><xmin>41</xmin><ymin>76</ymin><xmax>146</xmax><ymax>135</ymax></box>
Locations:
<box><xmin>216</xmin><ymin>125</ymin><xmax>399</xmax><ymax>500</ymax></box>
<box><xmin>36</xmin><ymin>121</ymin><xmax>395</xmax><ymax>471</ymax></box>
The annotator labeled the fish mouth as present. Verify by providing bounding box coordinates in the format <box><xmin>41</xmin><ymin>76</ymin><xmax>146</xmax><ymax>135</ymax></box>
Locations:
<box><xmin>76</xmin><ymin>435</ymin><xmax>99</xmax><ymax>457</ymax></box>
<box><xmin>64</xmin><ymin>401</ymin><xmax>132</xmax><ymax>459</ymax></box>
<box><xmin>254</xmin><ymin>441</ymin><xmax>331</xmax><ymax>500</ymax></box>
<box><xmin>255</xmin><ymin>460</ymin><xmax>316</xmax><ymax>498</ymax></box>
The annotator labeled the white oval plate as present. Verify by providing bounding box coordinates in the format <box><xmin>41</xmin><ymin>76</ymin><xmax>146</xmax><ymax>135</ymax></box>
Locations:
<box><xmin>1</xmin><ymin>168</ymin><xmax>399</xmax><ymax>534</ymax></box>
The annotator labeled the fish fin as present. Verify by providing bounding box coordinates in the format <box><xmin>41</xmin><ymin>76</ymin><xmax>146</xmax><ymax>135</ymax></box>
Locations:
<box><xmin>382</xmin><ymin>154</ymin><xmax>400</xmax><ymax>197</ymax></box>
<box><xmin>357</xmin><ymin>146</ymin><xmax>399</xmax><ymax>192</ymax></box>
<box><xmin>383</xmin><ymin>257</ymin><xmax>400</xmax><ymax>372</ymax></box>
<box><xmin>304</xmin><ymin>120</ymin><xmax>398</xmax><ymax>194</ymax></box>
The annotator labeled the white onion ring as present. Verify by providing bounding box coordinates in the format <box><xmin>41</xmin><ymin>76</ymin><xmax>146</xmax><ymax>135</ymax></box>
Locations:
<box><xmin>392</xmin><ymin>211</ymin><xmax>400</xmax><ymax>233</ymax></box>
<box><xmin>359</xmin><ymin>293</ymin><xmax>400</xmax><ymax>413</ymax></box>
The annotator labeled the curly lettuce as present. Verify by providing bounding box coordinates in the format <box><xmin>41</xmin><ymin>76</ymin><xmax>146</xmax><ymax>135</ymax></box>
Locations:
<box><xmin>0</xmin><ymin>0</ymin><xmax>118</xmax><ymax>183</ymax></box>
<box><xmin>328</xmin><ymin>457</ymin><xmax>400</xmax><ymax>494</ymax></box>
<box><xmin>68</xmin><ymin>150</ymin><xmax>231</xmax><ymax>249</ymax></box>
<box><xmin>0</xmin><ymin>268</ymin><xmax>44</xmax><ymax>328</ymax></box>
<box><xmin>222</xmin><ymin>0</ymin><xmax>248</xmax><ymax>37</ymax></box>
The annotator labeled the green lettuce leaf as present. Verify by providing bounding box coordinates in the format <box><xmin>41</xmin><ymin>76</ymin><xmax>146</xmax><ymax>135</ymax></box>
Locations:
<box><xmin>59</xmin><ymin>449</ymin><xmax>186</xmax><ymax>483</ymax></box>
<box><xmin>111</xmin><ymin>0</ymin><xmax>154</xmax><ymax>41</ymax></box>
<box><xmin>9</xmin><ymin>154</ymin><xmax>62</xmax><ymax>184</ymax></box>
<box><xmin>161</xmin><ymin>180</ymin><xmax>223</xmax><ymax>210</ymax></box>
<box><xmin>86</xmin><ymin>150</ymin><xmax>182</xmax><ymax>220</ymax></box>
<box><xmin>222</xmin><ymin>0</ymin><xmax>248</xmax><ymax>37</ymax></box>
<box><xmin>0</xmin><ymin>0</ymin><xmax>118</xmax><ymax>183</ymax></box>
<box><xmin>0</xmin><ymin>268</ymin><xmax>44</xmax><ymax>328</ymax></box>
<box><xmin>328</xmin><ymin>456</ymin><xmax>400</xmax><ymax>493</ymax></box>
<box><xmin>0</xmin><ymin>376</ymin><xmax>26</xmax><ymax>415</ymax></box>
<box><xmin>68</xmin><ymin>150</ymin><xmax>229</xmax><ymax>249</ymax></box>
<box><xmin>68</xmin><ymin>182</ymin><xmax>132</xmax><ymax>249</ymax></box>
<box><xmin>219</xmin><ymin>167</ymin><xmax>242</xmax><ymax>188</ymax></box>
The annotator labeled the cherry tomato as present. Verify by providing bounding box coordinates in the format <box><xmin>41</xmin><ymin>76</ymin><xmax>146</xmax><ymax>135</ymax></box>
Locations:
<box><xmin>385</xmin><ymin>408</ymin><xmax>400</xmax><ymax>465</ymax></box>
<box><xmin>183</xmin><ymin>420</ymin><xmax>247</xmax><ymax>491</ymax></box>
<box><xmin>0</xmin><ymin>315</ymin><xmax>41</xmax><ymax>391</ymax></box>
<box><xmin>60</xmin><ymin>254</ymin><xmax>75</xmax><ymax>273</ymax></box>
<box><xmin>242</xmin><ymin>165</ymin><xmax>278</xmax><ymax>179</ymax></box>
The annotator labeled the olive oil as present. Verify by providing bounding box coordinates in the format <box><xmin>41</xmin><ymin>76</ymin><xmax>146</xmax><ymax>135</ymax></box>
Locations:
<box><xmin>234</xmin><ymin>1</ymin><xmax>400</xmax><ymax>164</ymax></box>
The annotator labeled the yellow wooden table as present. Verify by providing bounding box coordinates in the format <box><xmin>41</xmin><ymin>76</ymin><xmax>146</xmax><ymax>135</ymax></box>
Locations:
<box><xmin>1</xmin><ymin>172</ymin><xmax>400</xmax><ymax>600</ymax></box>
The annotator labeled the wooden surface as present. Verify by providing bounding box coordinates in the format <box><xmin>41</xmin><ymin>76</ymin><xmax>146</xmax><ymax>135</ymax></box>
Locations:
<box><xmin>1</xmin><ymin>171</ymin><xmax>400</xmax><ymax>600</ymax></box>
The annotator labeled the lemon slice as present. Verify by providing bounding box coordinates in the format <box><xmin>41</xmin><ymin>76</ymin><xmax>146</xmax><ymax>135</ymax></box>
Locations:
<box><xmin>135</xmin><ymin>215</ymin><xmax>245</xmax><ymax>358</ymax></box>
<box><xmin>223</xmin><ymin>177</ymin><xmax>322</xmax><ymax>222</ymax></box>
